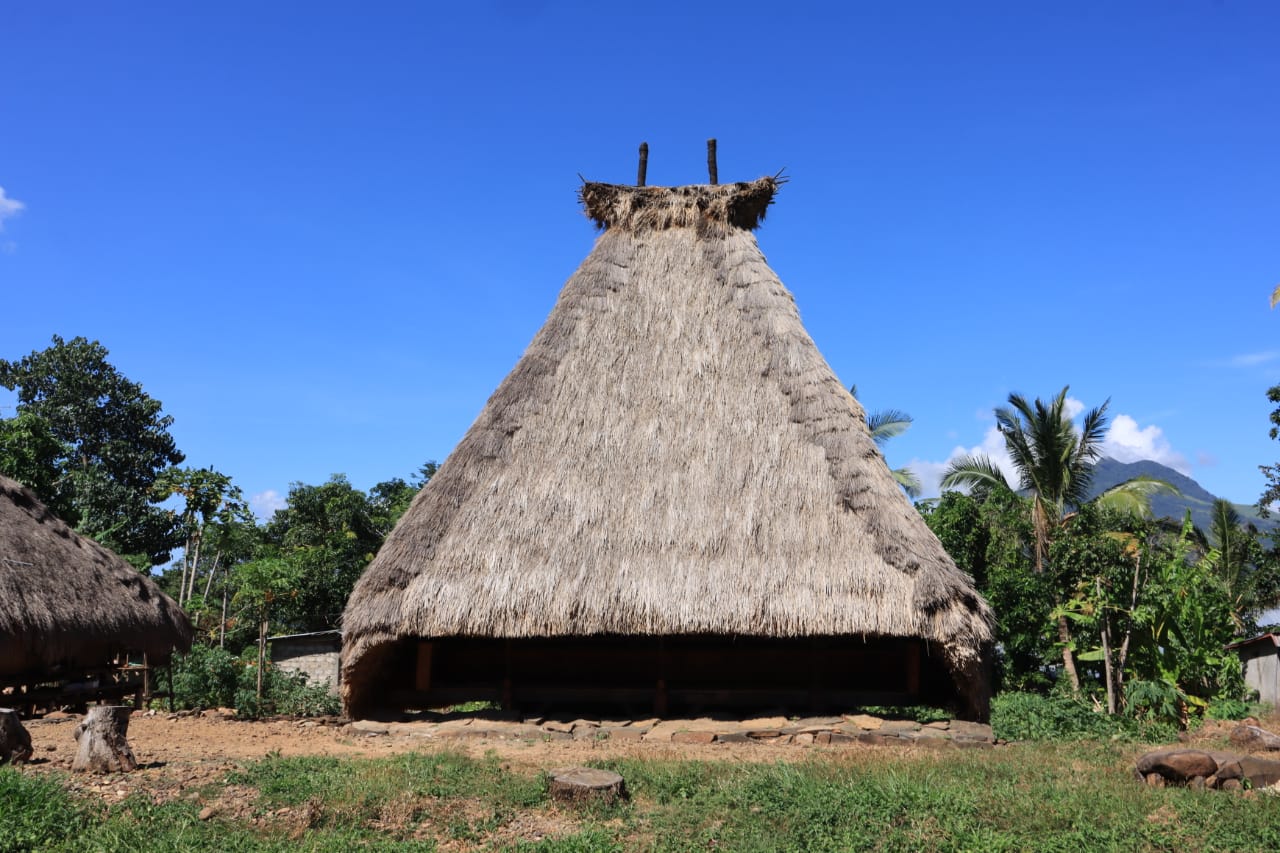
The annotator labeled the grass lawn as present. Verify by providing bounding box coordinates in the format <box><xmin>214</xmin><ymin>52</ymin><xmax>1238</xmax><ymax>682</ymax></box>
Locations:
<box><xmin>4</xmin><ymin>742</ymin><xmax>1280</xmax><ymax>851</ymax></box>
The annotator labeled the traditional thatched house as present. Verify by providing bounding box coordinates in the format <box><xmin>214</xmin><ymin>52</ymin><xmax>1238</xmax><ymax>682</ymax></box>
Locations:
<box><xmin>0</xmin><ymin>475</ymin><xmax>192</xmax><ymax>685</ymax></box>
<box><xmin>342</xmin><ymin>165</ymin><xmax>994</xmax><ymax>720</ymax></box>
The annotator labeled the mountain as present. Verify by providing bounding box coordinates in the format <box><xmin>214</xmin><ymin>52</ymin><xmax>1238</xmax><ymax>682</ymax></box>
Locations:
<box><xmin>1086</xmin><ymin>457</ymin><xmax>1276</xmax><ymax>536</ymax></box>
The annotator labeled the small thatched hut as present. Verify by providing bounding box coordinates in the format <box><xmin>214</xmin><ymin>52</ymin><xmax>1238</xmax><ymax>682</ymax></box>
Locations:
<box><xmin>342</xmin><ymin>167</ymin><xmax>994</xmax><ymax>720</ymax></box>
<box><xmin>0</xmin><ymin>474</ymin><xmax>192</xmax><ymax>682</ymax></box>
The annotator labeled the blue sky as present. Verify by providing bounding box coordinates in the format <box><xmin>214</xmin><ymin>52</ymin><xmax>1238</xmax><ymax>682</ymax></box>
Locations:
<box><xmin>2</xmin><ymin>1</ymin><xmax>1278</xmax><ymax>519</ymax></box>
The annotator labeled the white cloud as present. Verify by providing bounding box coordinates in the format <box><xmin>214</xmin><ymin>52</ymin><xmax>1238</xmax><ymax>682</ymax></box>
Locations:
<box><xmin>1229</xmin><ymin>351</ymin><xmax>1280</xmax><ymax>368</ymax></box>
<box><xmin>1063</xmin><ymin>397</ymin><xmax>1085</xmax><ymax>419</ymax></box>
<box><xmin>1101</xmin><ymin>415</ymin><xmax>1190</xmax><ymax>474</ymax></box>
<box><xmin>909</xmin><ymin>424</ymin><xmax>1018</xmax><ymax>498</ymax></box>
<box><xmin>0</xmin><ymin>186</ymin><xmax>24</xmax><ymax>230</ymax></box>
<box><xmin>911</xmin><ymin>406</ymin><xmax>1192</xmax><ymax>498</ymax></box>
<box><xmin>250</xmin><ymin>489</ymin><xmax>287</xmax><ymax>520</ymax></box>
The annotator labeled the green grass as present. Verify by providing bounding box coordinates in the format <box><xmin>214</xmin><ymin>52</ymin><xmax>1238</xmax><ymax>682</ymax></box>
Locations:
<box><xmin>5</xmin><ymin>742</ymin><xmax>1280</xmax><ymax>851</ymax></box>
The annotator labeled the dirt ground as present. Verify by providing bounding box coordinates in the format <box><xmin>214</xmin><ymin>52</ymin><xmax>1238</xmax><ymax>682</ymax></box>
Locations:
<box><xmin>18</xmin><ymin>709</ymin><xmax>1279</xmax><ymax>810</ymax></box>
<box><xmin>19</xmin><ymin>711</ymin><xmax>840</xmax><ymax>806</ymax></box>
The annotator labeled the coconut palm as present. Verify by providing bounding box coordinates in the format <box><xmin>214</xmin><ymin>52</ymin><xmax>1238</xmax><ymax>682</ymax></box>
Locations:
<box><xmin>940</xmin><ymin>387</ymin><xmax>1108</xmax><ymax>573</ymax></box>
<box><xmin>851</xmin><ymin>385</ymin><xmax>922</xmax><ymax>498</ymax></box>
<box><xmin>940</xmin><ymin>387</ymin><xmax>1178</xmax><ymax>692</ymax></box>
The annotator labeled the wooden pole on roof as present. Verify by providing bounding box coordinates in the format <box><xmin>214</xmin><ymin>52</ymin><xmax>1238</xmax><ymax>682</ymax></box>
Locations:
<box><xmin>637</xmin><ymin>142</ymin><xmax>648</xmax><ymax>186</ymax></box>
<box><xmin>707</xmin><ymin>138</ymin><xmax>718</xmax><ymax>184</ymax></box>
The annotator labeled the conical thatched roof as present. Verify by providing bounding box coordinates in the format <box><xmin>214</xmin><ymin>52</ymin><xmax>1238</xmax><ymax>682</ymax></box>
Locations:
<box><xmin>0</xmin><ymin>474</ymin><xmax>192</xmax><ymax>677</ymax></box>
<box><xmin>343</xmin><ymin>176</ymin><xmax>994</xmax><ymax>713</ymax></box>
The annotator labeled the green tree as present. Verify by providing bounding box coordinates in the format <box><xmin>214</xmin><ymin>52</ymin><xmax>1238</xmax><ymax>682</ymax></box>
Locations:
<box><xmin>261</xmin><ymin>474</ymin><xmax>393</xmax><ymax>632</ymax></box>
<box><xmin>0</xmin><ymin>335</ymin><xmax>184</xmax><ymax>565</ymax></box>
<box><xmin>154</xmin><ymin>466</ymin><xmax>259</xmax><ymax>643</ymax></box>
<box><xmin>940</xmin><ymin>387</ymin><xmax>1109</xmax><ymax>690</ymax></box>
<box><xmin>919</xmin><ymin>489</ymin><xmax>1050</xmax><ymax>690</ymax></box>
<box><xmin>1204</xmin><ymin>499</ymin><xmax>1280</xmax><ymax>634</ymax></box>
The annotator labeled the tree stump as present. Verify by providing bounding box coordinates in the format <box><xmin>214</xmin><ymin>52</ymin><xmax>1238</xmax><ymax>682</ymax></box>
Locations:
<box><xmin>548</xmin><ymin>767</ymin><xmax>626</xmax><ymax>804</ymax></box>
<box><xmin>0</xmin><ymin>709</ymin><xmax>33</xmax><ymax>765</ymax></box>
<box><xmin>72</xmin><ymin>706</ymin><xmax>137</xmax><ymax>773</ymax></box>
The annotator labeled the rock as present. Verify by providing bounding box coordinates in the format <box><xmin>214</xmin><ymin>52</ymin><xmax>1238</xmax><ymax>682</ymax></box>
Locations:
<box><xmin>540</xmin><ymin>720</ymin><xmax>575</xmax><ymax>733</ymax></box>
<box><xmin>198</xmin><ymin>806</ymin><xmax>216</xmax><ymax>821</ymax></box>
<box><xmin>715</xmin><ymin>732</ymin><xmax>751</xmax><ymax>744</ymax></box>
<box><xmin>881</xmin><ymin>720</ymin><xmax>922</xmax><ymax>734</ymax></box>
<box><xmin>793</xmin><ymin>733</ymin><xmax>814</xmax><ymax>745</ymax></box>
<box><xmin>791</xmin><ymin>716</ymin><xmax>843</xmax><ymax>732</ymax></box>
<box><xmin>1135</xmin><ymin>749</ymin><xmax>1220</xmax><ymax>783</ymax></box>
<box><xmin>857</xmin><ymin>732</ymin><xmax>898</xmax><ymax>747</ymax></box>
<box><xmin>601</xmin><ymin>727</ymin><xmax>644</xmax><ymax>742</ymax></box>
<box><xmin>548</xmin><ymin>767</ymin><xmax>626</xmax><ymax>804</ymax></box>
<box><xmin>949</xmin><ymin>721</ymin><xmax>994</xmax><ymax>740</ymax></box>
<box><xmin>953</xmin><ymin>738</ymin><xmax>994</xmax><ymax>750</ymax></box>
<box><xmin>1229</xmin><ymin>725</ymin><xmax>1280</xmax><ymax>752</ymax></box>
<box><xmin>746</xmin><ymin>730</ymin><xmax>783</xmax><ymax>740</ymax></box>
<box><xmin>1214</xmin><ymin>755</ymin><xmax>1280</xmax><ymax>789</ymax></box>
<box><xmin>349</xmin><ymin>720</ymin><xmax>390</xmax><ymax>735</ymax></box>
<box><xmin>843</xmin><ymin>714</ymin><xmax>882</xmax><ymax>730</ymax></box>
<box><xmin>912</xmin><ymin>727</ymin><xmax>949</xmax><ymax>740</ymax></box>
<box><xmin>671</xmin><ymin>730</ymin><xmax>716</xmax><ymax>745</ymax></box>
<box><xmin>540</xmin><ymin>730</ymin><xmax>573</xmax><ymax>741</ymax></box>
<box><xmin>924</xmin><ymin>720</ymin><xmax>951</xmax><ymax>730</ymax></box>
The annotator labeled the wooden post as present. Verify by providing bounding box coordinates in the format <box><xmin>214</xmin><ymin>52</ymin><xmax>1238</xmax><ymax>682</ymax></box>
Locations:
<box><xmin>707</xmin><ymin>138</ymin><xmax>718</xmax><ymax>185</ymax></box>
<box><xmin>72</xmin><ymin>706</ymin><xmax>137</xmax><ymax>773</ymax></box>
<box><xmin>0</xmin><ymin>709</ymin><xmax>32</xmax><ymax>766</ymax></box>
<box><xmin>637</xmin><ymin>142</ymin><xmax>648</xmax><ymax>186</ymax></box>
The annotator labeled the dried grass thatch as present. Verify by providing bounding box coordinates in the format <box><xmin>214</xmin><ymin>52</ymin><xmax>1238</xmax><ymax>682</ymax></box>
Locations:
<box><xmin>342</xmin><ymin>178</ymin><xmax>993</xmax><ymax>715</ymax></box>
<box><xmin>0</xmin><ymin>475</ymin><xmax>192</xmax><ymax>677</ymax></box>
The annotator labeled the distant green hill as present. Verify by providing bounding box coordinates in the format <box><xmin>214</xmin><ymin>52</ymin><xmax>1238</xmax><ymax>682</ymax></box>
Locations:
<box><xmin>1086</xmin><ymin>457</ymin><xmax>1276</xmax><ymax>536</ymax></box>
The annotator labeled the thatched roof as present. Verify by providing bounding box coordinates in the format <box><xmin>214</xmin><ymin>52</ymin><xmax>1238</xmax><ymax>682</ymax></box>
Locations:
<box><xmin>342</xmin><ymin>177</ymin><xmax>994</xmax><ymax>712</ymax></box>
<box><xmin>0</xmin><ymin>475</ymin><xmax>192</xmax><ymax>677</ymax></box>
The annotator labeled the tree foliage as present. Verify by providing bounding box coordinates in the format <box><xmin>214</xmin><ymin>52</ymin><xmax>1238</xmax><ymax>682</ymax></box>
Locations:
<box><xmin>0</xmin><ymin>335</ymin><xmax>184</xmax><ymax>565</ymax></box>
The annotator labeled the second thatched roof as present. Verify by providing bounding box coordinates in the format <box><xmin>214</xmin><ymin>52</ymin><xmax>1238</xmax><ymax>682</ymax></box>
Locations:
<box><xmin>0</xmin><ymin>474</ymin><xmax>192</xmax><ymax>678</ymax></box>
<box><xmin>343</xmin><ymin>176</ymin><xmax>994</xmax><ymax>711</ymax></box>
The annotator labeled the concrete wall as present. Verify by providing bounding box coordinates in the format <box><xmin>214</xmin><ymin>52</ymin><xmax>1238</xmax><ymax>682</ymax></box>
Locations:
<box><xmin>1239</xmin><ymin>645</ymin><xmax>1280</xmax><ymax>705</ymax></box>
<box><xmin>271</xmin><ymin>636</ymin><xmax>341</xmax><ymax>694</ymax></box>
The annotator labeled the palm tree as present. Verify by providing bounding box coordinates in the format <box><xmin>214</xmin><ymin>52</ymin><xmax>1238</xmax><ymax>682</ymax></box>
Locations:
<box><xmin>851</xmin><ymin>385</ymin><xmax>922</xmax><ymax>498</ymax></box>
<box><xmin>940</xmin><ymin>387</ymin><xmax>1174</xmax><ymax>693</ymax></box>
<box><xmin>940</xmin><ymin>387</ymin><xmax>1108</xmax><ymax>574</ymax></box>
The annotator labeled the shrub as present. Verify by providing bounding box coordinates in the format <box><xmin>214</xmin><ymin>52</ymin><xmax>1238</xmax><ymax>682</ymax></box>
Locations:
<box><xmin>169</xmin><ymin>644</ymin><xmax>239</xmax><ymax>710</ymax></box>
<box><xmin>991</xmin><ymin>691</ymin><xmax>1177</xmax><ymax>743</ymax></box>
<box><xmin>168</xmin><ymin>643</ymin><xmax>340</xmax><ymax>718</ymax></box>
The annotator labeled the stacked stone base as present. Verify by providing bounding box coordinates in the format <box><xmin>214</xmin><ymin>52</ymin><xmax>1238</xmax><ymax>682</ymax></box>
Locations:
<box><xmin>345</xmin><ymin>712</ymin><xmax>998</xmax><ymax>748</ymax></box>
